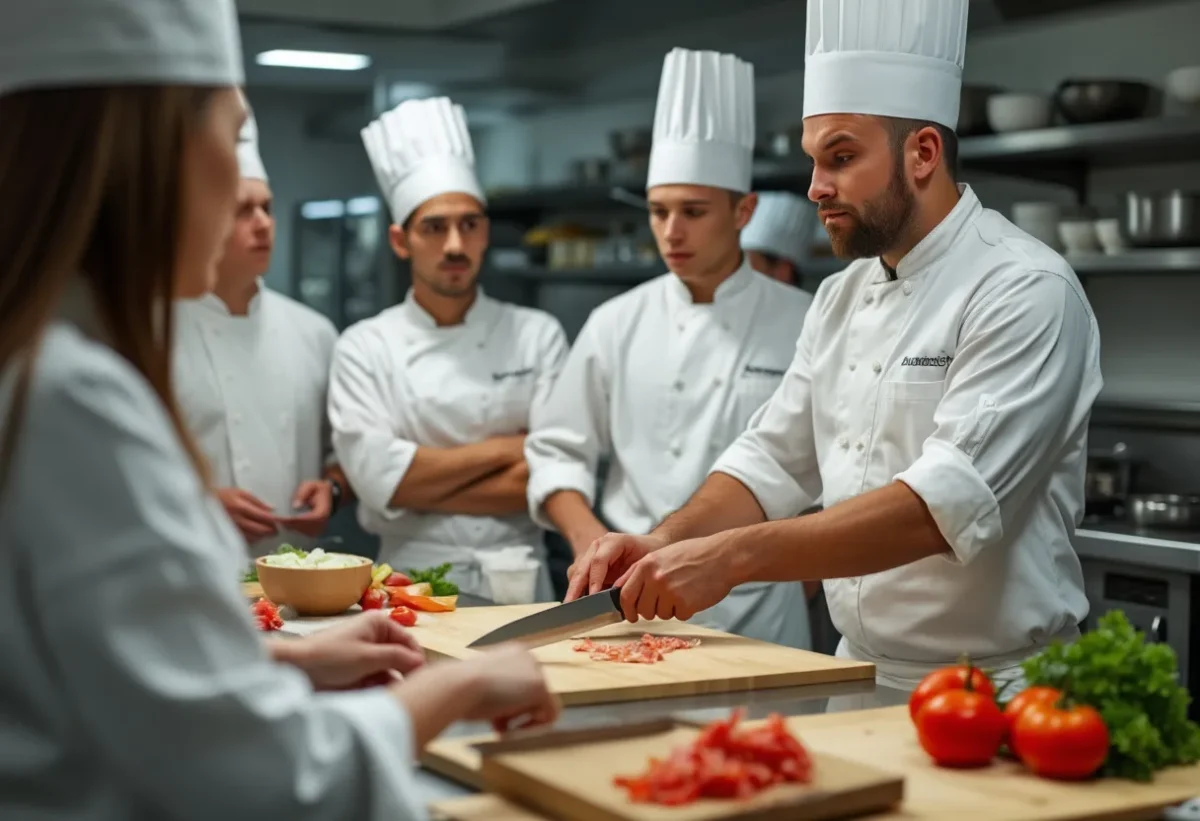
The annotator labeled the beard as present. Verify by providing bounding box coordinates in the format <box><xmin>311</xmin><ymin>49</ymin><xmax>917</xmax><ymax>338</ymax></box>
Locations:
<box><xmin>416</xmin><ymin>253</ymin><xmax>477</xmax><ymax>297</ymax></box>
<box><xmin>820</xmin><ymin>164</ymin><xmax>916</xmax><ymax>260</ymax></box>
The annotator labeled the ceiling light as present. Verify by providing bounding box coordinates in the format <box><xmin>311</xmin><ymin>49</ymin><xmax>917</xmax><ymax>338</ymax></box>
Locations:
<box><xmin>256</xmin><ymin>50</ymin><xmax>371</xmax><ymax>71</ymax></box>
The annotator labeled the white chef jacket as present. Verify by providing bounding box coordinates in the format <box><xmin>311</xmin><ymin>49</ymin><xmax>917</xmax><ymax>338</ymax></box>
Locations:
<box><xmin>328</xmin><ymin>289</ymin><xmax>568</xmax><ymax>598</ymax></box>
<box><xmin>712</xmin><ymin>185</ymin><xmax>1100</xmax><ymax>688</ymax></box>
<box><xmin>0</xmin><ymin>319</ymin><xmax>425</xmax><ymax>821</ymax></box>
<box><xmin>174</xmin><ymin>284</ymin><xmax>338</xmax><ymax>557</ymax></box>
<box><xmin>525</xmin><ymin>259</ymin><xmax>816</xmax><ymax>648</ymax></box>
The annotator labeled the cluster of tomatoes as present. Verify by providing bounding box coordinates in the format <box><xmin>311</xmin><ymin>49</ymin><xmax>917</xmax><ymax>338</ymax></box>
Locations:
<box><xmin>908</xmin><ymin>663</ymin><xmax>1109</xmax><ymax>780</ymax></box>
<box><xmin>251</xmin><ymin>599</ymin><xmax>283</xmax><ymax>631</ymax></box>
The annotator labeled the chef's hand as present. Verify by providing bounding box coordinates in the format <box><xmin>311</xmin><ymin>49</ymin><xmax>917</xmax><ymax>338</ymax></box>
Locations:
<box><xmin>278</xmin><ymin>480</ymin><xmax>333</xmax><ymax>537</ymax></box>
<box><xmin>279</xmin><ymin>610</ymin><xmax>425</xmax><ymax>691</ymax></box>
<box><xmin>217</xmin><ymin>488</ymin><xmax>278</xmax><ymax>542</ymax></box>
<box><xmin>612</xmin><ymin>534</ymin><xmax>736</xmax><ymax>622</ymax></box>
<box><xmin>564</xmin><ymin>532</ymin><xmax>668</xmax><ymax>602</ymax></box>
<box><xmin>458</xmin><ymin>644</ymin><xmax>561</xmax><ymax>733</ymax></box>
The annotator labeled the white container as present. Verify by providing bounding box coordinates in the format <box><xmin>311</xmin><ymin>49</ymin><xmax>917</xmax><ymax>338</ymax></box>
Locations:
<box><xmin>1166</xmin><ymin>66</ymin><xmax>1200</xmax><ymax>107</ymax></box>
<box><xmin>1012</xmin><ymin>202</ymin><xmax>1062</xmax><ymax>250</ymax></box>
<box><xmin>484</xmin><ymin>563</ymin><xmax>540</xmax><ymax>605</ymax></box>
<box><xmin>1093</xmin><ymin>218</ymin><xmax>1128</xmax><ymax>255</ymax></box>
<box><xmin>987</xmin><ymin>93</ymin><xmax>1053</xmax><ymax>132</ymax></box>
<box><xmin>1058</xmin><ymin>219</ymin><xmax>1101</xmax><ymax>255</ymax></box>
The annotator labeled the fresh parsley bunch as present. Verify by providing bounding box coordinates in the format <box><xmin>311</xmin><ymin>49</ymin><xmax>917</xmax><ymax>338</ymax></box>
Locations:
<box><xmin>1021</xmin><ymin>610</ymin><xmax>1200</xmax><ymax>781</ymax></box>
<box><xmin>406</xmin><ymin>563</ymin><xmax>459</xmax><ymax>597</ymax></box>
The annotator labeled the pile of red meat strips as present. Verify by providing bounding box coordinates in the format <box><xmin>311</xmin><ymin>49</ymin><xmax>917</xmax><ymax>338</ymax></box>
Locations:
<box><xmin>614</xmin><ymin>709</ymin><xmax>814</xmax><ymax>805</ymax></box>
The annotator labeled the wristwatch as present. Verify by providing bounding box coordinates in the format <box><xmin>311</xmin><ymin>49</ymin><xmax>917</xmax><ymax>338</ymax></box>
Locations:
<box><xmin>328</xmin><ymin>478</ymin><xmax>343</xmax><ymax>514</ymax></box>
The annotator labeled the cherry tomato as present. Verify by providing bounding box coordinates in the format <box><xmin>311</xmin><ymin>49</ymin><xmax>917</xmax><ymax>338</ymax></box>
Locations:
<box><xmin>915</xmin><ymin>689</ymin><xmax>1007</xmax><ymax>768</ymax></box>
<box><xmin>1011</xmin><ymin>701</ymin><xmax>1109</xmax><ymax>780</ymax></box>
<box><xmin>384</xmin><ymin>572</ymin><xmax>412</xmax><ymax>587</ymax></box>
<box><xmin>389</xmin><ymin>606</ymin><xmax>417</xmax><ymax>627</ymax></box>
<box><xmin>1003</xmin><ymin>686</ymin><xmax>1063</xmax><ymax>752</ymax></box>
<box><xmin>909</xmin><ymin>663</ymin><xmax>996</xmax><ymax>722</ymax></box>
<box><xmin>359</xmin><ymin>588</ymin><xmax>388</xmax><ymax>610</ymax></box>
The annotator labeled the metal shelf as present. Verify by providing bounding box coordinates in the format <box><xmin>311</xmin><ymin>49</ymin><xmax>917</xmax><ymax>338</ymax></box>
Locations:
<box><xmin>491</xmin><ymin>265</ymin><xmax>663</xmax><ymax>284</ymax></box>
<box><xmin>962</xmin><ymin>115</ymin><xmax>1200</xmax><ymax>167</ymax></box>
<box><xmin>1069</xmin><ymin>248</ymin><xmax>1200</xmax><ymax>274</ymax></box>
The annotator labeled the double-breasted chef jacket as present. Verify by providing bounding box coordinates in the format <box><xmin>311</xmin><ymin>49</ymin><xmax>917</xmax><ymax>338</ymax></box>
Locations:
<box><xmin>329</xmin><ymin>289</ymin><xmax>568</xmax><ymax>598</ymax></box>
<box><xmin>712</xmin><ymin>184</ymin><xmax>1101</xmax><ymax>687</ymax></box>
<box><xmin>174</xmin><ymin>284</ymin><xmax>338</xmax><ymax>557</ymax></box>
<box><xmin>526</xmin><ymin>259</ymin><xmax>817</xmax><ymax>648</ymax></box>
<box><xmin>0</xmin><ymin>312</ymin><xmax>425</xmax><ymax>821</ymax></box>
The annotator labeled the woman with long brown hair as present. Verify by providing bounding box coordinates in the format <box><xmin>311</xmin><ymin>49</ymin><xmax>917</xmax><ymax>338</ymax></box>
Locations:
<box><xmin>0</xmin><ymin>3</ymin><xmax>558</xmax><ymax>819</ymax></box>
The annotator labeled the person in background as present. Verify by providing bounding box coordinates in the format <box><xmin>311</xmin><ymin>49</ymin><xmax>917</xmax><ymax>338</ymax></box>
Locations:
<box><xmin>174</xmin><ymin>95</ymin><xmax>349</xmax><ymax>556</ymax></box>
<box><xmin>329</xmin><ymin>96</ymin><xmax>569</xmax><ymax>600</ymax></box>
<box><xmin>566</xmin><ymin>0</ymin><xmax>1100</xmax><ymax>692</ymax></box>
<box><xmin>525</xmin><ymin>48</ymin><xmax>815</xmax><ymax>649</ymax></box>
<box><xmin>742</xmin><ymin>190</ymin><xmax>818</xmax><ymax>287</ymax></box>
<box><xmin>0</xmin><ymin>3</ymin><xmax>557</xmax><ymax>819</ymax></box>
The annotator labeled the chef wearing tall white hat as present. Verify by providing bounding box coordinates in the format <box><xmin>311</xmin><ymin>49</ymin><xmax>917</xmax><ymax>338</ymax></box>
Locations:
<box><xmin>174</xmin><ymin>92</ymin><xmax>346</xmax><ymax>557</ymax></box>
<box><xmin>565</xmin><ymin>0</ymin><xmax>1102</xmax><ymax>690</ymax></box>
<box><xmin>0</xmin><ymin>1</ymin><xmax>560</xmax><ymax>818</ymax></box>
<box><xmin>526</xmin><ymin>48</ymin><xmax>814</xmax><ymax>648</ymax></box>
<box><xmin>741</xmin><ymin>191</ymin><xmax>818</xmax><ymax>286</ymax></box>
<box><xmin>329</xmin><ymin>96</ymin><xmax>568</xmax><ymax>599</ymax></box>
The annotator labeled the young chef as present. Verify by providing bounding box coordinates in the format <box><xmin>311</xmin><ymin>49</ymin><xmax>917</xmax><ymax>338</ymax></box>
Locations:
<box><xmin>329</xmin><ymin>96</ymin><xmax>568</xmax><ymax>599</ymax></box>
<box><xmin>741</xmin><ymin>191</ymin><xmax>817</xmax><ymax>286</ymax></box>
<box><xmin>0</xmin><ymin>3</ymin><xmax>558</xmax><ymax>818</ymax></box>
<box><xmin>525</xmin><ymin>48</ymin><xmax>815</xmax><ymax>648</ymax></box>
<box><xmin>174</xmin><ymin>95</ymin><xmax>347</xmax><ymax>555</ymax></box>
<box><xmin>566</xmin><ymin>0</ymin><xmax>1102</xmax><ymax>690</ymax></box>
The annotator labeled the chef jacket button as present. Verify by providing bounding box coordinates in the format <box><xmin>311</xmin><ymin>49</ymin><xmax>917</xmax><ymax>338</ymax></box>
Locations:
<box><xmin>903</xmin><ymin>281</ymin><xmax>913</xmax><ymax>296</ymax></box>
<box><xmin>848</xmin><ymin>362</ymin><xmax>857</xmax><ymax>372</ymax></box>
<box><xmin>872</xmin><ymin>361</ymin><xmax>882</xmax><ymax>374</ymax></box>
<box><xmin>838</xmin><ymin>437</ymin><xmax>849</xmax><ymax>450</ymax></box>
<box><xmin>477</xmin><ymin>342</ymin><xmax>485</xmax><ymax>349</ymax></box>
<box><xmin>864</xmin><ymin>294</ymin><xmax>874</xmax><ymax>305</ymax></box>
<box><xmin>677</xmin><ymin>324</ymin><xmax>685</xmax><ymax>332</ymax></box>
<box><xmin>674</xmin><ymin>380</ymin><xmax>685</xmax><ymax>392</ymax></box>
<box><xmin>855</xmin><ymin>441</ymin><xmax>865</xmax><ymax>452</ymax></box>
<box><xmin>712</xmin><ymin>377</ymin><xmax>723</xmax><ymax>387</ymax></box>
<box><xmin>671</xmin><ymin>446</ymin><xmax>682</xmax><ymax>457</ymax></box>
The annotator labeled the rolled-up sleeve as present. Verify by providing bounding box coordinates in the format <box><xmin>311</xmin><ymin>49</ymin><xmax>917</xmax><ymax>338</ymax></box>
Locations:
<box><xmin>710</xmin><ymin>304</ymin><xmax>823</xmax><ymax>521</ymax></box>
<box><xmin>328</xmin><ymin>329</ymin><xmax>417</xmax><ymax>520</ymax></box>
<box><xmin>895</xmin><ymin>270</ymin><xmax>1100</xmax><ymax>565</ymax></box>
<box><xmin>525</xmin><ymin>313</ymin><xmax>611</xmax><ymax>530</ymax></box>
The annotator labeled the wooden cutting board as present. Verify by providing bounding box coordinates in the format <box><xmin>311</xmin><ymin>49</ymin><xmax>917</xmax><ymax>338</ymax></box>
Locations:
<box><xmin>426</xmin><ymin>707</ymin><xmax>1200</xmax><ymax>821</ymax></box>
<box><xmin>242</xmin><ymin>581</ymin><xmax>265</xmax><ymax>600</ymax></box>
<box><xmin>473</xmin><ymin>717</ymin><xmax>903</xmax><ymax>821</ymax></box>
<box><xmin>410</xmin><ymin>604</ymin><xmax>874</xmax><ymax>706</ymax></box>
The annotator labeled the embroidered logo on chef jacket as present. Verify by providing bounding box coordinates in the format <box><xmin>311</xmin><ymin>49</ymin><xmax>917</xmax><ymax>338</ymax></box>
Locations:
<box><xmin>492</xmin><ymin>367</ymin><xmax>534</xmax><ymax>382</ymax></box>
<box><xmin>743</xmin><ymin>364</ymin><xmax>788</xmax><ymax>378</ymax></box>
<box><xmin>899</xmin><ymin>354</ymin><xmax>954</xmax><ymax>368</ymax></box>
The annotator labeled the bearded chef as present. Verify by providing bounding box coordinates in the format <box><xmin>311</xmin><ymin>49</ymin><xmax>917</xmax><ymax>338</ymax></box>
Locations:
<box><xmin>525</xmin><ymin>48</ymin><xmax>815</xmax><ymax>649</ymax></box>
<box><xmin>742</xmin><ymin>191</ymin><xmax>817</xmax><ymax>287</ymax></box>
<box><xmin>174</xmin><ymin>99</ymin><xmax>345</xmax><ymax>556</ymax></box>
<box><xmin>329</xmin><ymin>97</ymin><xmax>568</xmax><ymax>599</ymax></box>
<box><xmin>566</xmin><ymin>0</ymin><xmax>1102</xmax><ymax>690</ymax></box>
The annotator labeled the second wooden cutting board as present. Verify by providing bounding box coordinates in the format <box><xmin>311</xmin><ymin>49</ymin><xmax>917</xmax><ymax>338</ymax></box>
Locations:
<box><xmin>410</xmin><ymin>604</ymin><xmax>874</xmax><ymax>706</ymax></box>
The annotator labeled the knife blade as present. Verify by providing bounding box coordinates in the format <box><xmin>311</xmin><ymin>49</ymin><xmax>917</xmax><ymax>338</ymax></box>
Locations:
<box><xmin>467</xmin><ymin>587</ymin><xmax>624</xmax><ymax>649</ymax></box>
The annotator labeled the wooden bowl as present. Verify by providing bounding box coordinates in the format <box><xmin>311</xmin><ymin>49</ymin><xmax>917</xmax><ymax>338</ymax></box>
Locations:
<box><xmin>255</xmin><ymin>555</ymin><xmax>373</xmax><ymax>616</ymax></box>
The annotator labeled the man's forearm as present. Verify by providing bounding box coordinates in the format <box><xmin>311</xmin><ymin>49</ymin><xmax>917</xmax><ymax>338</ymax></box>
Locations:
<box><xmin>388</xmin><ymin>439</ymin><xmax>520</xmax><ymax>509</ymax></box>
<box><xmin>543</xmin><ymin>490</ymin><xmax>608</xmax><ymax>556</ymax></box>
<box><xmin>418</xmin><ymin>461</ymin><xmax>530</xmax><ymax>516</ymax></box>
<box><xmin>653</xmin><ymin>472</ymin><xmax>768</xmax><ymax>545</ymax></box>
<box><xmin>727</xmin><ymin>481</ymin><xmax>950</xmax><ymax>585</ymax></box>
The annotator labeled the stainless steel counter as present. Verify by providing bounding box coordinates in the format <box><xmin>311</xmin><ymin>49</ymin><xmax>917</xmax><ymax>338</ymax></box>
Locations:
<box><xmin>1074</xmin><ymin>522</ymin><xmax>1200</xmax><ymax>573</ymax></box>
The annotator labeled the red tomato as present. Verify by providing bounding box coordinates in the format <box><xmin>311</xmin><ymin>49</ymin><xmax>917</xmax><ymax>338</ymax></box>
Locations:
<box><xmin>1003</xmin><ymin>686</ymin><xmax>1063</xmax><ymax>752</ymax></box>
<box><xmin>384</xmin><ymin>572</ymin><xmax>412</xmax><ymax>587</ymax></box>
<box><xmin>909</xmin><ymin>664</ymin><xmax>996</xmax><ymax>722</ymax></box>
<box><xmin>1011</xmin><ymin>701</ymin><xmax>1109</xmax><ymax>780</ymax></box>
<box><xmin>915</xmin><ymin>690</ymin><xmax>1007</xmax><ymax>768</ymax></box>
<box><xmin>389</xmin><ymin>606</ymin><xmax>417</xmax><ymax>627</ymax></box>
<box><xmin>359</xmin><ymin>588</ymin><xmax>388</xmax><ymax>610</ymax></box>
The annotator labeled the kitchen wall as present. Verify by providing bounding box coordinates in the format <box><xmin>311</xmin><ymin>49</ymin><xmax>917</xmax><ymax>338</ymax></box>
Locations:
<box><xmin>473</xmin><ymin>0</ymin><xmax>1200</xmax><ymax>418</ymax></box>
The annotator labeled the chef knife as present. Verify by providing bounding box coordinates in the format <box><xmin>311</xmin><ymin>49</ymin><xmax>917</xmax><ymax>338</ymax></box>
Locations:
<box><xmin>467</xmin><ymin>587</ymin><xmax>624</xmax><ymax>649</ymax></box>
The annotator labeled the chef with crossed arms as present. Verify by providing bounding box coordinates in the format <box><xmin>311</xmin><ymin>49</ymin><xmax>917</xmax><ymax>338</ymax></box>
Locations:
<box><xmin>567</xmin><ymin>0</ymin><xmax>1102</xmax><ymax>690</ymax></box>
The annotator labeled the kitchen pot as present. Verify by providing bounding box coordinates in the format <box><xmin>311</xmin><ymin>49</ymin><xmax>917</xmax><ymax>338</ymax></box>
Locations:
<box><xmin>1128</xmin><ymin>493</ymin><xmax>1200</xmax><ymax>530</ymax></box>
<box><xmin>1085</xmin><ymin>443</ymin><xmax>1138</xmax><ymax>518</ymax></box>
<box><xmin>608</xmin><ymin>127</ymin><xmax>652</xmax><ymax>160</ymax></box>
<box><xmin>1054</xmin><ymin>79</ymin><xmax>1151</xmax><ymax>124</ymax></box>
<box><xmin>1122</xmin><ymin>190</ymin><xmax>1200</xmax><ymax>248</ymax></box>
<box><xmin>958</xmin><ymin>84</ymin><xmax>1003</xmax><ymax>136</ymax></box>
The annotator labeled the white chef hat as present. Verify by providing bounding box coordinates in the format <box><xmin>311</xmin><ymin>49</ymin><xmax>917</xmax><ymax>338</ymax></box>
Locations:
<box><xmin>236</xmin><ymin>91</ymin><xmax>269</xmax><ymax>182</ymax></box>
<box><xmin>741</xmin><ymin>192</ymin><xmax>816</xmax><ymax>267</ymax></box>
<box><xmin>361</xmin><ymin>97</ymin><xmax>486</xmax><ymax>226</ymax></box>
<box><xmin>0</xmin><ymin>1</ymin><xmax>242</xmax><ymax>96</ymax></box>
<box><xmin>646</xmin><ymin>48</ymin><xmax>756</xmax><ymax>194</ymax></box>
<box><xmin>803</xmin><ymin>0</ymin><xmax>969</xmax><ymax>130</ymax></box>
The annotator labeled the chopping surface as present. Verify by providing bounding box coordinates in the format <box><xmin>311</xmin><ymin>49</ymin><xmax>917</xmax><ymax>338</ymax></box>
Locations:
<box><xmin>427</xmin><ymin>706</ymin><xmax>1200</xmax><ymax>821</ymax></box>
<box><xmin>412</xmin><ymin>604</ymin><xmax>874</xmax><ymax>706</ymax></box>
